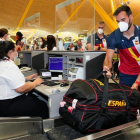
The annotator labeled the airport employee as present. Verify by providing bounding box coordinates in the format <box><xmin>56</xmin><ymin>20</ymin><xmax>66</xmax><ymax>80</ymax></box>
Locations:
<box><xmin>0</xmin><ymin>28</ymin><xmax>10</xmax><ymax>41</ymax></box>
<box><xmin>0</xmin><ymin>41</ymin><xmax>49</xmax><ymax>119</ymax></box>
<box><xmin>87</xmin><ymin>21</ymin><xmax>108</xmax><ymax>51</ymax></box>
<box><xmin>103</xmin><ymin>5</ymin><xmax>140</xmax><ymax>90</ymax></box>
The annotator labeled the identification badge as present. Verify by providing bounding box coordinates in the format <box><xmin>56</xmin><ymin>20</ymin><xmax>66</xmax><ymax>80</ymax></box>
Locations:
<box><xmin>102</xmin><ymin>39</ymin><xmax>107</xmax><ymax>48</ymax></box>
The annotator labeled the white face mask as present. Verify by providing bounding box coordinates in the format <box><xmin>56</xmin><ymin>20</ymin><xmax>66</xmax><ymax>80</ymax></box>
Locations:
<box><xmin>39</xmin><ymin>42</ymin><xmax>43</xmax><ymax>46</ymax></box>
<box><xmin>118</xmin><ymin>22</ymin><xmax>129</xmax><ymax>32</ymax></box>
<box><xmin>6</xmin><ymin>35</ymin><xmax>10</xmax><ymax>41</ymax></box>
<box><xmin>98</xmin><ymin>29</ymin><xmax>104</xmax><ymax>34</ymax></box>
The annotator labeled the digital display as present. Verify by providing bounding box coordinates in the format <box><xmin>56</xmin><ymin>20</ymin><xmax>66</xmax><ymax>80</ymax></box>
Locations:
<box><xmin>49</xmin><ymin>57</ymin><xmax>63</xmax><ymax>72</ymax></box>
<box><xmin>70</xmin><ymin>68</ymin><xmax>78</xmax><ymax>73</ymax></box>
<box><xmin>76</xmin><ymin>58</ymin><xmax>83</xmax><ymax>63</ymax></box>
<box><xmin>42</xmin><ymin>72</ymin><xmax>51</xmax><ymax>77</ymax></box>
<box><xmin>70</xmin><ymin>68</ymin><xmax>75</xmax><ymax>72</ymax></box>
<box><xmin>78</xmin><ymin>34</ymin><xmax>87</xmax><ymax>37</ymax></box>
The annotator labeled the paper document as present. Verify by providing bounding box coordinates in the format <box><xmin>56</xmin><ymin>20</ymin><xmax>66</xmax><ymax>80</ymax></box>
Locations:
<box><xmin>51</xmin><ymin>77</ymin><xmax>62</xmax><ymax>80</ymax></box>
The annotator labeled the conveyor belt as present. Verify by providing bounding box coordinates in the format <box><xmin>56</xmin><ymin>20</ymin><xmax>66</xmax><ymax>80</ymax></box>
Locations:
<box><xmin>76</xmin><ymin>118</ymin><xmax>140</xmax><ymax>140</ymax></box>
<box><xmin>8</xmin><ymin>134</ymin><xmax>49</xmax><ymax>140</ymax></box>
<box><xmin>1</xmin><ymin>116</ymin><xmax>140</xmax><ymax>140</ymax></box>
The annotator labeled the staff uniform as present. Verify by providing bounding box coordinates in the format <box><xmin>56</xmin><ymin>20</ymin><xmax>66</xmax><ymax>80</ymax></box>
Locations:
<box><xmin>0</xmin><ymin>58</ymin><xmax>48</xmax><ymax>118</ymax></box>
<box><xmin>87</xmin><ymin>33</ymin><xmax>108</xmax><ymax>49</ymax></box>
<box><xmin>107</xmin><ymin>25</ymin><xmax>140</xmax><ymax>87</ymax></box>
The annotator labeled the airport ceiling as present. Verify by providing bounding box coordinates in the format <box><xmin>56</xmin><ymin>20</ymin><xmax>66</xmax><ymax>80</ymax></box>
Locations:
<box><xmin>0</xmin><ymin>0</ymin><xmax>140</xmax><ymax>35</ymax></box>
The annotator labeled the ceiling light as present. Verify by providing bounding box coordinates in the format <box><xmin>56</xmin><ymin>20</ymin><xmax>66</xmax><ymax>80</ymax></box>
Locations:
<box><xmin>19</xmin><ymin>30</ymin><xmax>30</xmax><ymax>32</ymax></box>
<box><xmin>83</xmin><ymin>30</ymin><xmax>88</xmax><ymax>32</ymax></box>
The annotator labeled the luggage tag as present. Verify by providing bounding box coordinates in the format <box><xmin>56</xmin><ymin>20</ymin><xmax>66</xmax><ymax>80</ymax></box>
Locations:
<box><xmin>102</xmin><ymin>39</ymin><xmax>107</xmax><ymax>48</ymax></box>
<box><xmin>72</xmin><ymin>99</ymin><xmax>78</xmax><ymax>108</ymax></box>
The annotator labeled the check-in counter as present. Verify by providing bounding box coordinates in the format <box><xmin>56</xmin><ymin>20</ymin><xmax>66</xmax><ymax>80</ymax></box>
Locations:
<box><xmin>18</xmin><ymin>50</ymin><xmax>106</xmax><ymax>80</ymax></box>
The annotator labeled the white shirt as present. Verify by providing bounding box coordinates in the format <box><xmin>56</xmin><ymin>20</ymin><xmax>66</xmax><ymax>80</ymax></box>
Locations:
<box><xmin>40</xmin><ymin>46</ymin><xmax>58</xmax><ymax>51</ymax></box>
<box><xmin>0</xmin><ymin>59</ymin><xmax>25</xmax><ymax>99</ymax></box>
<box><xmin>52</xmin><ymin>47</ymin><xmax>58</xmax><ymax>51</ymax></box>
<box><xmin>0</xmin><ymin>38</ymin><xmax>5</xmax><ymax>41</ymax></box>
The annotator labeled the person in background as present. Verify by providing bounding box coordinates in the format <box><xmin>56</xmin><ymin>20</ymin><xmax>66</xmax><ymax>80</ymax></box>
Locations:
<box><xmin>40</xmin><ymin>37</ymin><xmax>47</xmax><ymax>50</ymax></box>
<box><xmin>67</xmin><ymin>43</ymin><xmax>74</xmax><ymax>51</ymax></box>
<box><xmin>28</xmin><ymin>41</ymin><xmax>33</xmax><ymax>50</ymax></box>
<box><xmin>75</xmin><ymin>40</ymin><xmax>83</xmax><ymax>51</ymax></box>
<box><xmin>46</xmin><ymin>35</ymin><xmax>57</xmax><ymax>51</ymax></box>
<box><xmin>16</xmin><ymin>31</ymin><xmax>27</xmax><ymax>51</ymax></box>
<box><xmin>87</xmin><ymin>21</ymin><xmax>107</xmax><ymax>51</ymax></box>
<box><xmin>57</xmin><ymin>38</ymin><xmax>65</xmax><ymax>51</ymax></box>
<box><xmin>103</xmin><ymin>5</ymin><xmax>140</xmax><ymax>90</ymax></box>
<box><xmin>33</xmin><ymin>40</ymin><xmax>39</xmax><ymax>50</ymax></box>
<box><xmin>0</xmin><ymin>28</ymin><xmax>10</xmax><ymax>41</ymax></box>
<box><xmin>0</xmin><ymin>41</ymin><xmax>49</xmax><ymax>119</ymax></box>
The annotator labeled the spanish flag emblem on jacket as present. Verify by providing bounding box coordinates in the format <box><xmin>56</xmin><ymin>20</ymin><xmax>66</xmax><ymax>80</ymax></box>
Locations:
<box><xmin>135</xmin><ymin>40</ymin><xmax>139</xmax><ymax>45</ymax></box>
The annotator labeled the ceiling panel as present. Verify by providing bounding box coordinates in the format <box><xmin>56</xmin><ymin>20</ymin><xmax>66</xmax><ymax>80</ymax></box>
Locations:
<box><xmin>0</xmin><ymin>0</ymin><xmax>140</xmax><ymax>35</ymax></box>
<box><xmin>0</xmin><ymin>0</ymin><xmax>30</xmax><ymax>30</ymax></box>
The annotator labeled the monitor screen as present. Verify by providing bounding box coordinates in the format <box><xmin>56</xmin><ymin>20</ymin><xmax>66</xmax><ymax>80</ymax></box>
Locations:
<box><xmin>49</xmin><ymin>57</ymin><xmax>63</xmax><ymax>72</ymax></box>
<box><xmin>70</xmin><ymin>68</ymin><xmax>78</xmax><ymax>73</ymax></box>
<box><xmin>42</xmin><ymin>71</ymin><xmax>51</xmax><ymax>77</ymax></box>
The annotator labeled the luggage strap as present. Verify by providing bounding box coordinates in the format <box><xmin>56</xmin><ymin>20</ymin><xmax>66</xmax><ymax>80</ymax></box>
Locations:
<box><xmin>95</xmin><ymin>71</ymin><xmax>131</xmax><ymax>130</ymax></box>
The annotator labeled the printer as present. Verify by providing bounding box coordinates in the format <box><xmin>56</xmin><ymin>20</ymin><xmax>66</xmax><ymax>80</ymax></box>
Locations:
<box><xmin>68</xmin><ymin>67</ymin><xmax>84</xmax><ymax>81</ymax></box>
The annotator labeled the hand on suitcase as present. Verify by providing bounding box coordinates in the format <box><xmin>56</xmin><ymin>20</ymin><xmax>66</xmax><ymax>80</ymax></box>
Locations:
<box><xmin>103</xmin><ymin>66</ymin><xmax>112</xmax><ymax>78</ymax></box>
<box><xmin>131</xmin><ymin>82</ymin><xmax>138</xmax><ymax>90</ymax></box>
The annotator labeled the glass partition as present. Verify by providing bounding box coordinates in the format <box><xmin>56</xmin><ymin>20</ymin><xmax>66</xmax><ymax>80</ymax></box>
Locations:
<box><xmin>55</xmin><ymin>0</ymin><xmax>96</xmax><ymax>51</ymax></box>
<box><xmin>55</xmin><ymin>0</ymin><xmax>122</xmax><ymax>51</ymax></box>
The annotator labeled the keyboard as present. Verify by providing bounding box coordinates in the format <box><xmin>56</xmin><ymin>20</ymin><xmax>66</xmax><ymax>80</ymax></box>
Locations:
<box><xmin>30</xmin><ymin>79</ymin><xmax>59</xmax><ymax>86</ymax></box>
<box><xmin>42</xmin><ymin>80</ymin><xmax>60</xmax><ymax>86</ymax></box>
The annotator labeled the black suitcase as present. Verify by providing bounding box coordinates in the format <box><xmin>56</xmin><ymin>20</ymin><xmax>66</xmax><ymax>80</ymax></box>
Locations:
<box><xmin>59</xmin><ymin>72</ymin><xmax>140</xmax><ymax>133</ymax></box>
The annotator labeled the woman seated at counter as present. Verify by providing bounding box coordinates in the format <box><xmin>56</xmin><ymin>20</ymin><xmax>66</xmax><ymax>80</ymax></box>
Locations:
<box><xmin>0</xmin><ymin>41</ymin><xmax>49</xmax><ymax>119</ymax></box>
<box><xmin>41</xmin><ymin>35</ymin><xmax>57</xmax><ymax>51</ymax></box>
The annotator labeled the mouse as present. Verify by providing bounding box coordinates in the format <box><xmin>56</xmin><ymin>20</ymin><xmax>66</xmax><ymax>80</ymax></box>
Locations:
<box><xmin>52</xmin><ymin>89</ymin><xmax>60</xmax><ymax>94</ymax></box>
<box><xmin>60</xmin><ymin>83</ymin><xmax>69</xmax><ymax>87</ymax></box>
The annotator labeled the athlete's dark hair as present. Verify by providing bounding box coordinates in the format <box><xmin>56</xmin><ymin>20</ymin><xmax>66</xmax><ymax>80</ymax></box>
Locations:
<box><xmin>113</xmin><ymin>5</ymin><xmax>132</xmax><ymax>17</ymax></box>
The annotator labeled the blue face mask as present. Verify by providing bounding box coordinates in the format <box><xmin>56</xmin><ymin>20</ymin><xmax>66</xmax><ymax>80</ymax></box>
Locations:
<box><xmin>14</xmin><ymin>56</ymin><xmax>18</xmax><ymax>61</ymax></box>
<box><xmin>13</xmin><ymin>52</ymin><xmax>18</xmax><ymax>61</ymax></box>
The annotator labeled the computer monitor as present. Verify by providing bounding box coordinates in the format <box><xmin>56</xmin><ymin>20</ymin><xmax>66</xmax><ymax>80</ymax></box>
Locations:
<box><xmin>49</xmin><ymin>57</ymin><xmax>63</xmax><ymax>72</ymax></box>
<box><xmin>32</xmin><ymin>51</ymin><xmax>46</xmax><ymax>74</ymax></box>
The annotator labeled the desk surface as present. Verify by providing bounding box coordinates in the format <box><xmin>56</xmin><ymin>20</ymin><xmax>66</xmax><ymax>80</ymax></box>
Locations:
<box><xmin>34</xmin><ymin>84</ymin><xmax>70</xmax><ymax>97</ymax></box>
<box><xmin>23</xmin><ymin>71</ymin><xmax>70</xmax><ymax>96</ymax></box>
